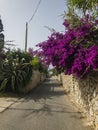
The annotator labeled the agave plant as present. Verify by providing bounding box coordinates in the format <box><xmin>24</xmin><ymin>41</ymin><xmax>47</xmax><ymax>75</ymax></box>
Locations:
<box><xmin>0</xmin><ymin>54</ymin><xmax>33</xmax><ymax>93</ymax></box>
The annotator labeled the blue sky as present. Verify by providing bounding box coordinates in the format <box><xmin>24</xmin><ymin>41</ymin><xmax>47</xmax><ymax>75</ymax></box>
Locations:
<box><xmin>0</xmin><ymin>0</ymin><xmax>67</xmax><ymax>50</ymax></box>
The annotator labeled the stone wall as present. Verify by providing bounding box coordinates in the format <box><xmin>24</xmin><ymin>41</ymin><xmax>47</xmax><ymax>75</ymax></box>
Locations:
<box><xmin>60</xmin><ymin>73</ymin><xmax>98</xmax><ymax>130</ymax></box>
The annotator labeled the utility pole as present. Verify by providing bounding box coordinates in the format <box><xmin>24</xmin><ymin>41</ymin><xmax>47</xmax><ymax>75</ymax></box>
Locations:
<box><xmin>25</xmin><ymin>22</ymin><xmax>28</xmax><ymax>52</ymax></box>
<box><xmin>24</xmin><ymin>0</ymin><xmax>41</xmax><ymax>52</ymax></box>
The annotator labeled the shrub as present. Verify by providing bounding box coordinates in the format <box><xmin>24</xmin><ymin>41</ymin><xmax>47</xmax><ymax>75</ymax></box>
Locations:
<box><xmin>5</xmin><ymin>49</ymin><xmax>33</xmax><ymax>63</ymax></box>
<box><xmin>30</xmin><ymin>56</ymin><xmax>48</xmax><ymax>74</ymax></box>
<box><xmin>30</xmin><ymin>57</ymin><xmax>39</xmax><ymax>70</ymax></box>
<box><xmin>35</xmin><ymin>14</ymin><xmax>98</xmax><ymax>78</ymax></box>
<box><xmin>0</xmin><ymin>50</ymin><xmax>33</xmax><ymax>93</ymax></box>
<box><xmin>29</xmin><ymin>48</ymin><xmax>48</xmax><ymax>74</ymax></box>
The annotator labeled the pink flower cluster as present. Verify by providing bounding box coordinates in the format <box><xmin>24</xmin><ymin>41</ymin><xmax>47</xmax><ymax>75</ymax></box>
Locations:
<box><xmin>33</xmin><ymin>14</ymin><xmax>98</xmax><ymax>78</ymax></box>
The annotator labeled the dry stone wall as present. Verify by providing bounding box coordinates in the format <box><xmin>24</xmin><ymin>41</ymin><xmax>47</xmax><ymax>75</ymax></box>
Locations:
<box><xmin>57</xmin><ymin>73</ymin><xmax>98</xmax><ymax>130</ymax></box>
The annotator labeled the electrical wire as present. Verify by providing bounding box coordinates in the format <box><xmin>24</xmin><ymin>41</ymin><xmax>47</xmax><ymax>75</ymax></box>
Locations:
<box><xmin>28</xmin><ymin>0</ymin><xmax>42</xmax><ymax>23</ymax></box>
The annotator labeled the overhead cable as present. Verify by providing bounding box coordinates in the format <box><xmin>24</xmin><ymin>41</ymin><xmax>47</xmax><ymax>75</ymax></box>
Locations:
<box><xmin>28</xmin><ymin>0</ymin><xmax>42</xmax><ymax>23</ymax></box>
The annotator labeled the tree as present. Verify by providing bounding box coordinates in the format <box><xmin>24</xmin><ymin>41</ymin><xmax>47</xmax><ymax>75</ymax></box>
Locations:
<box><xmin>66</xmin><ymin>0</ymin><xmax>98</xmax><ymax>15</ymax></box>
<box><xmin>0</xmin><ymin>18</ymin><xmax>4</xmax><ymax>52</ymax></box>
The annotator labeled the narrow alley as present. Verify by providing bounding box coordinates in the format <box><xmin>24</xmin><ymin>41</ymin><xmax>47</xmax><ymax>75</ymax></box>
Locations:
<box><xmin>0</xmin><ymin>78</ymin><xmax>92</xmax><ymax>130</ymax></box>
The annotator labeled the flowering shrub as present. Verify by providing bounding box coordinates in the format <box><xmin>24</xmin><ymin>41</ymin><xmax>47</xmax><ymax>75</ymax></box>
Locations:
<box><xmin>35</xmin><ymin>14</ymin><xmax>98</xmax><ymax>78</ymax></box>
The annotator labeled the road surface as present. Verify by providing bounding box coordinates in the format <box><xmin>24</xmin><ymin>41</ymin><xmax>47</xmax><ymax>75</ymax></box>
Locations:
<box><xmin>0</xmin><ymin>78</ymin><xmax>92</xmax><ymax>130</ymax></box>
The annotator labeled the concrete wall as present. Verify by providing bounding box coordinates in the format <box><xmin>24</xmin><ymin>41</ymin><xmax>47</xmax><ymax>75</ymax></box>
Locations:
<box><xmin>56</xmin><ymin>73</ymin><xmax>98</xmax><ymax>130</ymax></box>
<box><xmin>19</xmin><ymin>70</ymin><xmax>46</xmax><ymax>94</ymax></box>
<box><xmin>40</xmin><ymin>73</ymin><xmax>46</xmax><ymax>82</ymax></box>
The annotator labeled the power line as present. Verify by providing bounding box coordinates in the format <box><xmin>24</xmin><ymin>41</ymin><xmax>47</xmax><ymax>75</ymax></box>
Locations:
<box><xmin>25</xmin><ymin>0</ymin><xmax>42</xmax><ymax>52</ymax></box>
<box><xmin>28</xmin><ymin>0</ymin><xmax>42</xmax><ymax>23</ymax></box>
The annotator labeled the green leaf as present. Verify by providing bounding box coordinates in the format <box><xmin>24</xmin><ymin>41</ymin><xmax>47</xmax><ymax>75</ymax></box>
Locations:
<box><xmin>0</xmin><ymin>78</ymin><xmax>8</xmax><ymax>91</ymax></box>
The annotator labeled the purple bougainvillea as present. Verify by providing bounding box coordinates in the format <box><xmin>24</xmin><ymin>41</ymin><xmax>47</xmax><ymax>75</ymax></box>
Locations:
<box><xmin>30</xmin><ymin>14</ymin><xmax>98</xmax><ymax>78</ymax></box>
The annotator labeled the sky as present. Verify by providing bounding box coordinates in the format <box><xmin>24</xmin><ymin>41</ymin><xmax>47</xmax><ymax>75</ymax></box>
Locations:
<box><xmin>0</xmin><ymin>0</ymin><xmax>67</xmax><ymax>51</ymax></box>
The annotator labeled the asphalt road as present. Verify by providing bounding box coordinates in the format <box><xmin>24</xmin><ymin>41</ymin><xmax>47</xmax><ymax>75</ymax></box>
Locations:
<box><xmin>0</xmin><ymin>78</ymin><xmax>92</xmax><ymax>130</ymax></box>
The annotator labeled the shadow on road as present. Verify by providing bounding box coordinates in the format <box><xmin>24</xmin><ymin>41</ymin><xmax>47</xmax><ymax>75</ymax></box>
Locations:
<box><xmin>0</xmin><ymin>78</ymin><xmax>92</xmax><ymax>130</ymax></box>
<box><xmin>24</xmin><ymin>78</ymin><xmax>66</xmax><ymax>101</ymax></box>
<box><xmin>4</xmin><ymin>78</ymin><xmax>83</xmax><ymax>118</ymax></box>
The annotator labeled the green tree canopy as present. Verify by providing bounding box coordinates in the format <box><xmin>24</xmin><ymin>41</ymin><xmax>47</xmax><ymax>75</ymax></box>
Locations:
<box><xmin>66</xmin><ymin>0</ymin><xmax>98</xmax><ymax>15</ymax></box>
<box><xmin>0</xmin><ymin>18</ymin><xmax>4</xmax><ymax>52</ymax></box>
